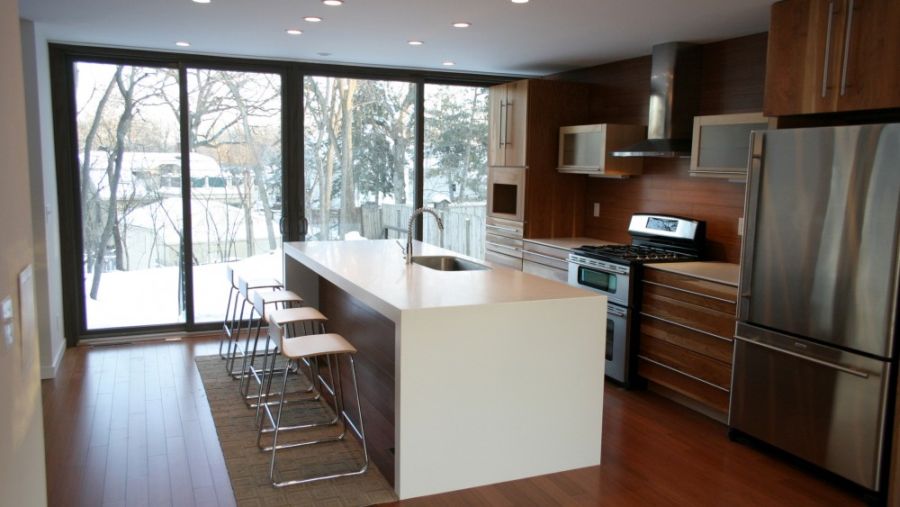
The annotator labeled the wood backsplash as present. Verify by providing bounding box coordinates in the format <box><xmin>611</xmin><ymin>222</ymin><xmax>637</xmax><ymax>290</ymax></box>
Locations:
<box><xmin>551</xmin><ymin>33</ymin><xmax>768</xmax><ymax>263</ymax></box>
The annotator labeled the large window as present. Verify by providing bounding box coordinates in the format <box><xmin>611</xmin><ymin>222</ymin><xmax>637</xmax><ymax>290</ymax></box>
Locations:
<box><xmin>54</xmin><ymin>45</ymin><xmax>498</xmax><ymax>341</ymax></box>
<box><xmin>71</xmin><ymin>60</ymin><xmax>284</xmax><ymax>332</ymax></box>
<box><xmin>303</xmin><ymin>76</ymin><xmax>416</xmax><ymax>241</ymax></box>
<box><xmin>423</xmin><ymin>84</ymin><xmax>489</xmax><ymax>258</ymax></box>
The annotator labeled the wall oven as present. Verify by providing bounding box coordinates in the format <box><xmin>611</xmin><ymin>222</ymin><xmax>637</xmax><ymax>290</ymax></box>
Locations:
<box><xmin>487</xmin><ymin>166</ymin><xmax>525</xmax><ymax>222</ymax></box>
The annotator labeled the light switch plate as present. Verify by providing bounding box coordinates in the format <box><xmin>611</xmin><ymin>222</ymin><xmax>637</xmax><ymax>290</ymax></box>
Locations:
<box><xmin>1</xmin><ymin>297</ymin><xmax>12</xmax><ymax>320</ymax></box>
<box><xmin>738</xmin><ymin>217</ymin><xmax>745</xmax><ymax>236</ymax></box>
<box><xmin>593</xmin><ymin>202</ymin><xmax>600</xmax><ymax>217</ymax></box>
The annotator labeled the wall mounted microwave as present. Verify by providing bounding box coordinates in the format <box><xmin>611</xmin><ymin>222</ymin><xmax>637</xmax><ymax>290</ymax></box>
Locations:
<box><xmin>557</xmin><ymin>124</ymin><xmax>646</xmax><ymax>178</ymax></box>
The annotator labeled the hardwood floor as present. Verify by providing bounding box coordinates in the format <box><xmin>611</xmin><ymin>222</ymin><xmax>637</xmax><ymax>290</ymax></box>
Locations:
<box><xmin>42</xmin><ymin>336</ymin><xmax>864</xmax><ymax>506</ymax></box>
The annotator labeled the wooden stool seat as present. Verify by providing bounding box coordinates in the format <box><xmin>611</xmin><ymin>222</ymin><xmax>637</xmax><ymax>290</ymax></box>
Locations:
<box><xmin>281</xmin><ymin>333</ymin><xmax>357</xmax><ymax>360</ymax></box>
<box><xmin>269</xmin><ymin>307</ymin><xmax>327</xmax><ymax>327</ymax></box>
<box><xmin>244</xmin><ymin>277</ymin><xmax>282</xmax><ymax>290</ymax></box>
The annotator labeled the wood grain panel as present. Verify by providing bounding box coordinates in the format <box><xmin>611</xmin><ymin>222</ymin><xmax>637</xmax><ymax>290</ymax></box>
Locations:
<box><xmin>551</xmin><ymin>34</ymin><xmax>768</xmax><ymax>263</ymax></box>
<box><xmin>642</xmin><ymin>289</ymin><xmax>736</xmax><ymax>339</ymax></box>
<box><xmin>521</xmin><ymin>79</ymin><xmax>596</xmax><ymax>239</ymax></box>
<box><xmin>318</xmin><ymin>278</ymin><xmax>396</xmax><ymax>486</ymax></box>
<box><xmin>836</xmin><ymin>0</ymin><xmax>900</xmax><ymax>112</ymax></box>
<box><xmin>637</xmin><ymin>358</ymin><xmax>730</xmax><ymax>414</ymax></box>
<box><xmin>642</xmin><ymin>284</ymin><xmax>736</xmax><ymax>320</ymax></box>
<box><xmin>639</xmin><ymin>335</ymin><xmax>732</xmax><ymax>390</ymax></box>
<box><xmin>644</xmin><ymin>267</ymin><xmax>738</xmax><ymax>302</ymax></box>
<box><xmin>640</xmin><ymin>315</ymin><xmax>733</xmax><ymax>364</ymax></box>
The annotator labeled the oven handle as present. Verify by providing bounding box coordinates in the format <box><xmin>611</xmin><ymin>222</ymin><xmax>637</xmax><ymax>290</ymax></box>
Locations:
<box><xmin>607</xmin><ymin>305</ymin><xmax>627</xmax><ymax>318</ymax></box>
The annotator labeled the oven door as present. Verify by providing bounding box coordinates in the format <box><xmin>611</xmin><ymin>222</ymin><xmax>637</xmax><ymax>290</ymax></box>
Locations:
<box><xmin>567</xmin><ymin>258</ymin><xmax>630</xmax><ymax>307</ymax></box>
<box><xmin>605</xmin><ymin>303</ymin><xmax>630</xmax><ymax>384</ymax></box>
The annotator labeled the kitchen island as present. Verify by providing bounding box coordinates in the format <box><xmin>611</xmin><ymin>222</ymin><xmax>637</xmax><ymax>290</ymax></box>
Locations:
<box><xmin>284</xmin><ymin>240</ymin><xmax>606</xmax><ymax>499</ymax></box>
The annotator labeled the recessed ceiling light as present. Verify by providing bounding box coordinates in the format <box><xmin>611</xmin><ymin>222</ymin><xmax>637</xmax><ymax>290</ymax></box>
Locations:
<box><xmin>304</xmin><ymin>16</ymin><xmax>323</xmax><ymax>22</ymax></box>
<box><xmin>408</xmin><ymin>40</ymin><xmax>424</xmax><ymax>46</ymax></box>
<box><xmin>175</xmin><ymin>41</ymin><xmax>191</xmax><ymax>47</ymax></box>
<box><xmin>285</xmin><ymin>29</ymin><xmax>303</xmax><ymax>35</ymax></box>
<box><xmin>322</xmin><ymin>0</ymin><xmax>343</xmax><ymax>5</ymax></box>
<box><xmin>511</xmin><ymin>0</ymin><xmax>529</xmax><ymax>3</ymax></box>
<box><xmin>452</xmin><ymin>22</ymin><xmax>471</xmax><ymax>28</ymax></box>
<box><xmin>317</xmin><ymin>52</ymin><xmax>332</xmax><ymax>57</ymax></box>
<box><xmin>442</xmin><ymin>61</ymin><xmax>455</xmax><ymax>66</ymax></box>
<box><xmin>192</xmin><ymin>0</ymin><xmax>210</xmax><ymax>3</ymax></box>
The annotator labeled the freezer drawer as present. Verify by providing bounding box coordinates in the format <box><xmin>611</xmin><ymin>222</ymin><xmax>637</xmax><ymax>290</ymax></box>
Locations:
<box><xmin>730</xmin><ymin>323</ymin><xmax>891</xmax><ymax>491</ymax></box>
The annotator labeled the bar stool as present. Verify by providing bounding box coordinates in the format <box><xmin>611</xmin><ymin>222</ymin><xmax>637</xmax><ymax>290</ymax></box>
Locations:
<box><xmin>220</xmin><ymin>267</ymin><xmax>281</xmax><ymax>365</ymax></box>
<box><xmin>254</xmin><ymin>307</ymin><xmax>331</xmax><ymax>432</ymax></box>
<box><xmin>226</xmin><ymin>275</ymin><xmax>291</xmax><ymax>377</ymax></box>
<box><xmin>264</xmin><ymin>332</ymin><xmax>369</xmax><ymax>487</ymax></box>
<box><xmin>238</xmin><ymin>288</ymin><xmax>304</xmax><ymax>405</ymax></box>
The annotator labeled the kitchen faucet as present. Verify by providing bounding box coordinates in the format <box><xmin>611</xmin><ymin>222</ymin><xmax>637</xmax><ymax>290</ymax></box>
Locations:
<box><xmin>401</xmin><ymin>207</ymin><xmax>444</xmax><ymax>263</ymax></box>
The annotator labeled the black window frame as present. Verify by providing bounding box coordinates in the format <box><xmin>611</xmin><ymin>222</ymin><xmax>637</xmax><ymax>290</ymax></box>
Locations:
<box><xmin>50</xmin><ymin>43</ymin><xmax>513</xmax><ymax>344</ymax></box>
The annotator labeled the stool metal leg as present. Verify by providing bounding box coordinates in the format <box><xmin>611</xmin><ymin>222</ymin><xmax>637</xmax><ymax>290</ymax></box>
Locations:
<box><xmin>268</xmin><ymin>352</ymin><xmax>369</xmax><ymax>488</ymax></box>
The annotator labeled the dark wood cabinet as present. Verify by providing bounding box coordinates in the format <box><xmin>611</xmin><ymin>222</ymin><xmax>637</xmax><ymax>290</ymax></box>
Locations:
<box><xmin>764</xmin><ymin>0</ymin><xmax>900</xmax><ymax>116</ymax></box>
<box><xmin>638</xmin><ymin>267</ymin><xmax>738</xmax><ymax>416</ymax></box>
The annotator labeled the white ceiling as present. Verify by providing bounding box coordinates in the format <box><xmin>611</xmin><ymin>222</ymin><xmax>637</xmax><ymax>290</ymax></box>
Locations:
<box><xmin>19</xmin><ymin>0</ymin><xmax>773</xmax><ymax>76</ymax></box>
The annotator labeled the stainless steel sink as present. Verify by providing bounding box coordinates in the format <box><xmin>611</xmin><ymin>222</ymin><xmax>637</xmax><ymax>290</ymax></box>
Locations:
<box><xmin>410</xmin><ymin>255</ymin><xmax>490</xmax><ymax>271</ymax></box>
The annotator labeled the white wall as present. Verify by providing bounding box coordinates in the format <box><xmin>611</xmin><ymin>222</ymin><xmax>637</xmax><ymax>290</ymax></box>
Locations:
<box><xmin>0</xmin><ymin>0</ymin><xmax>49</xmax><ymax>504</ymax></box>
<box><xmin>19</xmin><ymin>19</ymin><xmax>65</xmax><ymax>378</ymax></box>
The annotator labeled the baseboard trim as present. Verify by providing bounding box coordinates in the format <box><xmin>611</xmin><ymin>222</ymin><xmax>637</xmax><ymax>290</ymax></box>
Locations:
<box><xmin>40</xmin><ymin>339</ymin><xmax>66</xmax><ymax>379</ymax></box>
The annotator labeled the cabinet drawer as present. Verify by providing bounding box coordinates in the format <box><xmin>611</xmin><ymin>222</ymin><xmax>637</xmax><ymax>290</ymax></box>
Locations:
<box><xmin>523</xmin><ymin>260</ymin><xmax>568</xmax><ymax>283</ymax></box>
<box><xmin>641</xmin><ymin>290</ymin><xmax>736</xmax><ymax>339</ymax></box>
<box><xmin>522</xmin><ymin>250</ymin><xmax>568</xmax><ymax>271</ymax></box>
<box><xmin>639</xmin><ymin>335</ymin><xmax>731</xmax><ymax>390</ymax></box>
<box><xmin>638</xmin><ymin>358</ymin><xmax>730</xmax><ymax>414</ymax></box>
<box><xmin>642</xmin><ymin>281</ymin><xmax>736</xmax><ymax>316</ymax></box>
<box><xmin>485</xmin><ymin>250</ymin><xmax>523</xmax><ymax>270</ymax></box>
<box><xmin>643</xmin><ymin>268</ymin><xmax>737</xmax><ymax>303</ymax></box>
<box><xmin>522</xmin><ymin>241</ymin><xmax>569</xmax><ymax>261</ymax></box>
<box><xmin>640</xmin><ymin>314</ymin><xmax>733</xmax><ymax>364</ymax></box>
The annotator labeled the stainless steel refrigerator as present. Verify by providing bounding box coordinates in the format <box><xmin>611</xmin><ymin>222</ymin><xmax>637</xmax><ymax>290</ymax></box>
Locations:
<box><xmin>730</xmin><ymin>123</ymin><xmax>900</xmax><ymax>492</ymax></box>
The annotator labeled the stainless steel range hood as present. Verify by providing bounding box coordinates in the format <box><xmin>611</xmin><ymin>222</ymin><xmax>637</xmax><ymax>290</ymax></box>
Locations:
<box><xmin>612</xmin><ymin>42</ymin><xmax>701</xmax><ymax>158</ymax></box>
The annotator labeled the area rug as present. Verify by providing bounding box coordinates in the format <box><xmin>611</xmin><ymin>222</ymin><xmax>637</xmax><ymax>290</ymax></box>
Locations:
<box><xmin>194</xmin><ymin>355</ymin><xmax>398</xmax><ymax>506</ymax></box>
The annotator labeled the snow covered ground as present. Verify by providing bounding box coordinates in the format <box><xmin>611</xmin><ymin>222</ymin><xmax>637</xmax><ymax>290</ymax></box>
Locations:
<box><xmin>84</xmin><ymin>249</ymin><xmax>283</xmax><ymax>329</ymax></box>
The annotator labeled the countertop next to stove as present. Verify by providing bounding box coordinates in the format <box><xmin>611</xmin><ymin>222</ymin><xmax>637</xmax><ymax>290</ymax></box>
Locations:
<box><xmin>644</xmin><ymin>261</ymin><xmax>740</xmax><ymax>287</ymax></box>
<box><xmin>523</xmin><ymin>237</ymin><xmax>621</xmax><ymax>251</ymax></box>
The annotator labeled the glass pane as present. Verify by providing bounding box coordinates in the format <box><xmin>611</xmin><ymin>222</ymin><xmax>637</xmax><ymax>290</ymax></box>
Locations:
<box><xmin>76</xmin><ymin>63</ymin><xmax>184</xmax><ymax>330</ymax></box>
<box><xmin>423</xmin><ymin>84</ymin><xmax>489</xmax><ymax>258</ymax></box>
<box><xmin>187</xmin><ymin>69</ymin><xmax>283</xmax><ymax>324</ymax></box>
<box><xmin>303</xmin><ymin>76</ymin><xmax>416</xmax><ymax>241</ymax></box>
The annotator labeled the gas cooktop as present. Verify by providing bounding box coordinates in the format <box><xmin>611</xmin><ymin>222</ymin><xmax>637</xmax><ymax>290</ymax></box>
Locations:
<box><xmin>572</xmin><ymin>244</ymin><xmax>698</xmax><ymax>264</ymax></box>
<box><xmin>572</xmin><ymin>213</ymin><xmax>705</xmax><ymax>265</ymax></box>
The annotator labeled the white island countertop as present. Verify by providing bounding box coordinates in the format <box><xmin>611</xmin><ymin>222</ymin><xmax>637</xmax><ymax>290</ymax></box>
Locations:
<box><xmin>285</xmin><ymin>239</ymin><xmax>599</xmax><ymax>321</ymax></box>
<box><xmin>283</xmin><ymin>239</ymin><xmax>606</xmax><ymax>500</ymax></box>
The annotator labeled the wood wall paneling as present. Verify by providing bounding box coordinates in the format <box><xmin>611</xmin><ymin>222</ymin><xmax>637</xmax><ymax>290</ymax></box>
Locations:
<box><xmin>552</xmin><ymin>33</ymin><xmax>768</xmax><ymax>263</ymax></box>
<box><xmin>318</xmin><ymin>279</ymin><xmax>396</xmax><ymax>486</ymax></box>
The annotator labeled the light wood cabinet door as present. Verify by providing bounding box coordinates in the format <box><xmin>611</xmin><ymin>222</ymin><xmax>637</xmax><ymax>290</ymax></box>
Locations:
<box><xmin>503</xmin><ymin>80</ymin><xmax>528</xmax><ymax>167</ymax></box>
<box><xmin>488</xmin><ymin>84</ymin><xmax>506</xmax><ymax>166</ymax></box>
<box><xmin>835</xmin><ymin>0</ymin><xmax>900</xmax><ymax>112</ymax></box>
<box><xmin>764</xmin><ymin>0</ymin><xmax>844</xmax><ymax>115</ymax></box>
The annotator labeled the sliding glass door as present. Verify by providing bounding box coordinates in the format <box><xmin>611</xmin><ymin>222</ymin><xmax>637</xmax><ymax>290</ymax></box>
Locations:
<box><xmin>75</xmin><ymin>62</ymin><xmax>185</xmax><ymax>329</ymax></box>
<box><xmin>72</xmin><ymin>61</ymin><xmax>284</xmax><ymax>332</ymax></box>
<box><xmin>186</xmin><ymin>69</ymin><xmax>283</xmax><ymax>323</ymax></box>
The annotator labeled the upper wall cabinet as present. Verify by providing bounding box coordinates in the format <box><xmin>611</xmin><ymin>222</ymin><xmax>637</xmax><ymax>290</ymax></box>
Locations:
<box><xmin>690</xmin><ymin>112</ymin><xmax>773</xmax><ymax>180</ymax></box>
<box><xmin>489</xmin><ymin>81</ymin><xmax>529</xmax><ymax>167</ymax></box>
<box><xmin>764</xmin><ymin>0</ymin><xmax>900</xmax><ymax>116</ymax></box>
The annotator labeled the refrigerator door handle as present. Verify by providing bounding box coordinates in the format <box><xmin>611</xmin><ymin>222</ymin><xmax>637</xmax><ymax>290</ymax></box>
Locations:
<box><xmin>735</xmin><ymin>335</ymin><xmax>870</xmax><ymax>379</ymax></box>
<box><xmin>737</xmin><ymin>131</ymin><xmax>764</xmax><ymax>321</ymax></box>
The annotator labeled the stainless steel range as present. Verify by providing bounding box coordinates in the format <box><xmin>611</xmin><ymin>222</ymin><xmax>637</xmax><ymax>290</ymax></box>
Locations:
<box><xmin>568</xmin><ymin>214</ymin><xmax>705</xmax><ymax>386</ymax></box>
